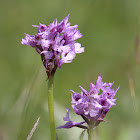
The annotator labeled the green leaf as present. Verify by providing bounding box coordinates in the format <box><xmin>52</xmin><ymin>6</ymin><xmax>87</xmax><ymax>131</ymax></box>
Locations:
<box><xmin>79</xmin><ymin>130</ymin><xmax>86</xmax><ymax>140</ymax></box>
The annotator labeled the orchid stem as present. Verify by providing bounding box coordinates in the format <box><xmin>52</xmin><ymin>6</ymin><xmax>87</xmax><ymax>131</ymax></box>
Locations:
<box><xmin>48</xmin><ymin>76</ymin><xmax>56</xmax><ymax>140</ymax></box>
<box><xmin>88</xmin><ymin>127</ymin><xmax>94</xmax><ymax>140</ymax></box>
<box><xmin>88</xmin><ymin>120</ymin><xmax>94</xmax><ymax>140</ymax></box>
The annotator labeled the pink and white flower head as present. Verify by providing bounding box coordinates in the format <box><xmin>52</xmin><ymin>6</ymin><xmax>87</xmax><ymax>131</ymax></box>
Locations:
<box><xmin>57</xmin><ymin>75</ymin><xmax>120</xmax><ymax>129</ymax></box>
<box><xmin>21</xmin><ymin>14</ymin><xmax>84</xmax><ymax>78</ymax></box>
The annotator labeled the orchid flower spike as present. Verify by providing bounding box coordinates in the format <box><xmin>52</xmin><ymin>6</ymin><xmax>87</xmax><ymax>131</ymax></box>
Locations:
<box><xmin>57</xmin><ymin>75</ymin><xmax>120</xmax><ymax>130</ymax></box>
<box><xmin>21</xmin><ymin>14</ymin><xmax>84</xmax><ymax>78</ymax></box>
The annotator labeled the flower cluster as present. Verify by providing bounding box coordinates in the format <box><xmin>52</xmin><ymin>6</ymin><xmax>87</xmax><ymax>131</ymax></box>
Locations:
<box><xmin>57</xmin><ymin>75</ymin><xmax>120</xmax><ymax>129</ymax></box>
<box><xmin>21</xmin><ymin>14</ymin><xmax>84</xmax><ymax>78</ymax></box>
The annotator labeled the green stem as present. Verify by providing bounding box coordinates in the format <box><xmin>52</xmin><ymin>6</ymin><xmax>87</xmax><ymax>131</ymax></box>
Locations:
<box><xmin>88</xmin><ymin>127</ymin><xmax>94</xmax><ymax>140</ymax></box>
<box><xmin>48</xmin><ymin>77</ymin><xmax>56</xmax><ymax>140</ymax></box>
<box><xmin>88</xmin><ymin>120</ymin><xmax>94</xmax><ymax>140</ymax></box>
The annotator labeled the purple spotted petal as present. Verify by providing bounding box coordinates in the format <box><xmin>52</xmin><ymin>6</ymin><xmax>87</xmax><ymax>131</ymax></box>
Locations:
<box><xmin>61</xmin><ymin>51</ymin><xmax>76</xmax><ymax>63</ymax></box>
<box><xmin>75</xmin><ymin>43</ymin><xmax>84</xmax><ymax>54</ymax></box>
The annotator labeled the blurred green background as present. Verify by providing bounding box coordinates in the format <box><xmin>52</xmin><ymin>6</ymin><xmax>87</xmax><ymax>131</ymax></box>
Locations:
<box><xmin>0</xmin><ymin>0</ymin><xmax>140</xmax><ymax>140</ymax></box>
